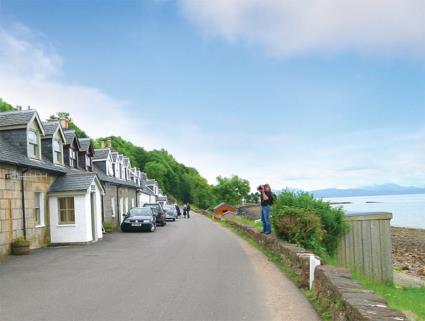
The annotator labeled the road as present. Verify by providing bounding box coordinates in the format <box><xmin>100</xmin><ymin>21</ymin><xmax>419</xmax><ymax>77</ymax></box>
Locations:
<box><xmin>0</xmin><ymin>213</ymin><xmax>320</xmax><ymax>321</ymax></box>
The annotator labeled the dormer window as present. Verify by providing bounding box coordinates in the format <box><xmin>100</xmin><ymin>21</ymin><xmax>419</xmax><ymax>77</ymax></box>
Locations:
<box><xmin>28</xmin><ymin>130</ymin><xmax>41</xmax><ymax>159</ymax></box>
<box><xmin>85</xmin><ymin>154</ymin><xmax>92</xmax><ymax>171</ymax></box>
<box><xmin>69</xmin><ymin>148</ymin><xmax>78</xmax><ymax>168</ymax></box>
<box><xmin>53</xmin><ymin>139</ymin><xmax>63</xmax><ymax>165</ymax></box>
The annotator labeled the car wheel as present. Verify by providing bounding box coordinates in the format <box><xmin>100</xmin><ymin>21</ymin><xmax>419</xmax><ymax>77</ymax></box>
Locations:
<box><xmin>173</xmin><ymin>218</ymin><xmax>176</xmax><ymax>221</ymax></box>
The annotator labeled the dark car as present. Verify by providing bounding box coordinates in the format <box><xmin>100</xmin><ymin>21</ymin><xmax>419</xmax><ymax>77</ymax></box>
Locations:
<box><xmin>121</xmin><ymin>207</ymin><xmax>156</xmax><ymax>232</ymax></box>
<box><xmin>143</xmin><ymin>203</ymin><xmax>166</xmax><ymax>226</ymax></box>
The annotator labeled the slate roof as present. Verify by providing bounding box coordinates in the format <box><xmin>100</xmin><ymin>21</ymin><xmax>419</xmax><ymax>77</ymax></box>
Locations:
<box><xmin>63</xmin><ymin>130</ymin><xmax>77</xmax><ymax>145</ymax></box>
<box><xmin>146</xmin><ymin>179</ymin><xmax>157</xmax><ymax>185</ymax></box>
<box><xmin>93</xmin><ymin>148</ymin><xmax>110</xmax><ymax>161</ymax></box>
<box><xmin>0</xmin><ymin>135</ymin><xmax>67</xmax><ymax>174</ymax></box>
<box><xmin>42</xmin><ymin>121</ymin><xmax>59</xmax><ymax>136</ymax></box>
<box><xmin>79</xmin><ymin>138</ymin><xmax>91</xmax><ymax>152</ymax></box>
<box><xmin>141</xmin><ymin>185</ymin><xmax>155</xmax><ymax>196</ymax></box>
<box><xmin>0</xmin><ymin>110</ymin><xmax>36</xmax><ymax>128</ymax></box>
<box><xmin>93</xmin><ymin>163</ymin><xmax>140</xmax><ymax>189</ymax></box>
<box><xmin>49</xmin><ymin>172</ymin><xmax>97</xmax><ymax>193</ymax></box>
<box><xmin>213</xmin><ymin>203</ymin><xmax>236</xmax><ymax>211</ymax></box>
<box><xmin>157</xmin><ymin>195</ymin><xmax>167</xmax><ymax>201</ymax></box>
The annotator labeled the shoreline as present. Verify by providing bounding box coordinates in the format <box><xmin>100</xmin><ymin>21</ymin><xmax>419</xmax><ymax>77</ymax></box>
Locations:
<box><xmin>392</xmin><ymin>226</ymin><xmax>425</xmax><ymax>281</ymax></box>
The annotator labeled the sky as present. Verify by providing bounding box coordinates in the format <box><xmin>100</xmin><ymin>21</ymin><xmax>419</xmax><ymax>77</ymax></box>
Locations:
<box><xmin>0</xmin><ymin>0</ymin><xmax>424</xmax><ymax>191</ymax></box>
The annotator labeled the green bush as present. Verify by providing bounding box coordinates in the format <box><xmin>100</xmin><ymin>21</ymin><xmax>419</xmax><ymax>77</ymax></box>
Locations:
<box><xmin>271</xmin><ymin>191</ymin><xmax>348</xmax><ymax>256</ymax></box>
<box><xmin>12</xmin><ymin>236</ymin><xmax>30</xmax><ymax>245</ymax></box>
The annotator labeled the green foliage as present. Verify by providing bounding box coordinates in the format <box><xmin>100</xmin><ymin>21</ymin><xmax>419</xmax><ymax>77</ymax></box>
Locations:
<box><xmin>49</xmin><ymin>112</ymin><xmax>88</xmax><ymax>138</ymax></box>
<box><xmin>246</xmin><ymin>192</ymin><xmax>260</xmax><ymax>203</ymax></box>
<box><xmin>272</xmin><ymin>206</ymin><xmax>325</xmax><ymax>253</ymax></box>
<box><xmin>213</xmin><ymin>175</ymin><xmax>250</xmax><ymax>206</ymax></box>
<box><xmin>96</xmin><ymin>136</ymin><xmax>217</xmax><ymax>209</ymax></box>
<box><xmin>271</xmin><ymin>191</ymin><xmax>348</xmax><ymax>256</ymax></box>
<box><xmin>0</xmin><ymin>98</ymin><xmax>16</xmax><ymax>112</ymax></box>
<box><xmin>12</xmin><ymin>236</ymin><xmax>30</xmax><ymax>245</ymax></box>
<box><xmin>353</xmin><ymin>272</ymin><xmax>425</xmax><ymax>320</ymax></box>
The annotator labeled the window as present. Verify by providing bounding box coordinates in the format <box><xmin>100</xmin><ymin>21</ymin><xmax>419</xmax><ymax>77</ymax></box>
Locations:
<box><xmin>34</xmin><ymin>192</ymin><xmax>44</xmax><ymax>226</ymax></box>
<box><xmin>107</xmin><ymin>161</ymin><xmax>114</xmax><ymax>176</ymax></box>
<box><xmin>28</xmin><ymin>130</ymin><xmax>40</xmax><ymax>159</ymax></box>
<box><xmin>58</xmin><ymin>197</ymin><xmax>75</xmax><ymax>224</ymax></box>
<box><xmin>69</xmin><ymin>149</ymin><xmax>77</xmax><ymax>168</ymax></box>
<box><xmin>85</xmin><ymin>154</ymin><xmax>92</xmax><ymax>171</ymax></box>
<box><xmin>111</xmin><ymin>197</ymin><xmax>115</xmax><ymax>217</ymax></box>
<box><xmin>53</xmin><ymin>139</ymin><xmax>63</xmax><ymax>165</ymax></box>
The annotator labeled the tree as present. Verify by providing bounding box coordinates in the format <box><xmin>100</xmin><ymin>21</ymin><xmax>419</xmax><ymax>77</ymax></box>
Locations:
<box><xmin>0</xmin><ymin>98</ymin><xmax>16</xmax><ymax>112</ymax></box>
<box><xmin>49</xmin><ymin>112</ymin><xmax>88</xmax><ymax>138</ymax></box>
<box><xmin>213</xmin><ymin>175</ymin><xmax>250</xmax><ymax>206</ymax></box>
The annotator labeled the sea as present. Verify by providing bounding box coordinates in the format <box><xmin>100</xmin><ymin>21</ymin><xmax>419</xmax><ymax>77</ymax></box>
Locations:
<box><xmin>323</xmin><ymin>194</ymin><xmax>425</xmax><ymax>229</ymax></box>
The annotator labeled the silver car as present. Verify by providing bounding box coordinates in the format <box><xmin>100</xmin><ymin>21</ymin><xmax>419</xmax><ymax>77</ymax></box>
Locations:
<box><xmin>164</xmin><ymin>205</ymin><xmax>178</xmax><ymax>221</ymax></box>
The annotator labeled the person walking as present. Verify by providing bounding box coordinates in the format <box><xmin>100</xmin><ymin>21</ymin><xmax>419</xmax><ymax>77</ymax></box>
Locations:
<box><xmin>186</xmin><ymin>203</ymin><xmax>191</xmax><ymax>218</ymax></box>
<box><xmin>183</xmin><ymin>204</ymin><xmax>187</xmax><ymax>218</ymax></box>
<box><xmin>258</xmin><ymin>184</ymin><xmax>274</xmax><ymax>235</ymax></box>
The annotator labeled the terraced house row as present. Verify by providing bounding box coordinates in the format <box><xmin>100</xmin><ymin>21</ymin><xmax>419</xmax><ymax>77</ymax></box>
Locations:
<box><xmin>0</xmin><ymin>109</ymin><xmax>167</xmax><ymax>257</ymax></box>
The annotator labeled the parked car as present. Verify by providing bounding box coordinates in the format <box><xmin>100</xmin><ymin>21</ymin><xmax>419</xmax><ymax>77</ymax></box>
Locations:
<box><xmin>164</xmin><ymin>205</ymin><xmax>177</xmax><ymax>221</ymax></box>
<box><xmin>143</xmin><ymin>203</ymin><xmax>166</xmax><ymax>226</ymax></box>
<box><xmin>121</xmin><ymin>207</ymin><xmax>156</xmax><ymax>232</ymax></box>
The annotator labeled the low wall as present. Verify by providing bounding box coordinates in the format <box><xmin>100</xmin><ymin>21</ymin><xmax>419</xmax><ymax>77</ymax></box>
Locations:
<box><xmin>223</xmin><ymin>217</ymin><xmax>408</xmax><ymax>321</ymax></box>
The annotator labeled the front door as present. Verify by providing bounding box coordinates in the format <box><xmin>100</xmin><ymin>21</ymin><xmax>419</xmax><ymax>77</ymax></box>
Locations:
<box><xmin>90</xmin><ymin>192</ymin><xmax>97</xmax><ymax>241</ymax></box>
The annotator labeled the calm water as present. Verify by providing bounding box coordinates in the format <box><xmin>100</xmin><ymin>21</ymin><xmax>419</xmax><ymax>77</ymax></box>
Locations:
<box><xmin>323</xmin><ymin>194</ymin><xmax>425</xmax><ymax>229</ymax></box>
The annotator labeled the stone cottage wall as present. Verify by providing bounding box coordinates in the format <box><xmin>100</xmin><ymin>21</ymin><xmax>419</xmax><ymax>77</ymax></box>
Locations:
<box><xmin>102</xmin><ymin>183</ymin><xmax>138</xmax><ymax>225</ymax></box>
<box><xmin>0</xmin><ymin>164</ymin><xmax>56</xmax><ymax>257</ymax></box>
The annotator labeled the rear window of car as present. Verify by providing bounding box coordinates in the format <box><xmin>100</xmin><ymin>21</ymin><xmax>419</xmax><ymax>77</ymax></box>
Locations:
<box><xmin>128</xmin><ymin>208</ymin><xmax>152</xmax><ymax>217</ymax></box>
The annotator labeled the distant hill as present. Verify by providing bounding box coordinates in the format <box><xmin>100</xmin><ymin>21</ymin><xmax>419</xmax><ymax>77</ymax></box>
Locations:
<box><xmin>310</xmin><ymin>184</ymin><xmax>425</xmax><ymax>198</ymax></box>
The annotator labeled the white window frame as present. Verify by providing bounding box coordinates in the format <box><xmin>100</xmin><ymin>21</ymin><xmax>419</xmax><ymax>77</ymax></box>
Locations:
<box><xmin>28</xmin><ymin>130</ymin><xmax>41</xmax><ymax>160</ymax></box>
<box><xmin>53</xmin><ymin>138</ymin><xmax>63</xmax><ymax>165</ymax></box>
<box><xmin>34</xmin><ymin>192</ymin><xmax>45</xmax><ymax>227</ymax></box>
<box><xmin>58</xmin><ymin>197</ymin><xmax>75</xmax><ymax>225</ymax></box>
<box><xmin>111</xmin><ymin>197</ymin><xmax>116</xmax><ymax>217</ymax></box>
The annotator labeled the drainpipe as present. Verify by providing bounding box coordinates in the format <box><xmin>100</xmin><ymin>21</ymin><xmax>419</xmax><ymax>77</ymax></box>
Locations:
<box><xmin>116</xmin><ymin>185</ymin><xmax>120</xmax><ymax>228</ymax></box>
<box><xmin>21</xmin><ymin>168</ymin><xmax>29</xmax><ymax>240</ymax></box>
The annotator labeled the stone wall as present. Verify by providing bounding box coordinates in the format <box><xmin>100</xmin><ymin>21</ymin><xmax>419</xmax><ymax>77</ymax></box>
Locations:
<box><xmin>223</xmin><ymin>217</ymin><xmax>408</xmax><ymax>321</ymax></box>
<box><xmin>102</xmin><ymin>183</ymin><xmax>137</xmax><ymax>225</ymax></box>
<box><xmin>0</xmin><ymin>164</ymin><xmax>56</xmax><ymax>257</ymax></box>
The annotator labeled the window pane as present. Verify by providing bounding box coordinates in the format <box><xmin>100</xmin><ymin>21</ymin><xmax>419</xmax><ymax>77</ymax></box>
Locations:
<box><xmin>58</xmin><ymin>197</ymin><xmax>75</xmax><ymax>224</ymax></box>
<box><xmin>53</xmin><ymin>140</ymin><xmax>60</xmax><ymax>152</ymax></box>
<box><xmin>28</xmin><ymin>131</ymin><xmax>37</xmax><ymax>143</ymax></box>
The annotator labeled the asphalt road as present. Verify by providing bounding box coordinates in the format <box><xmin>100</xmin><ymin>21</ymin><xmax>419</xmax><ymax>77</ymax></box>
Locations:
<box><xmin>0</xmin><ymin>213</ymin><xmax>319</xmax><ymax>321</ymax></box>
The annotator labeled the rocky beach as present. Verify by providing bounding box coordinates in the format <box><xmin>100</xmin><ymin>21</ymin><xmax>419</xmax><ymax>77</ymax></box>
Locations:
<box><xmin>392</xmin><ymin>227</ymin><xmax>425</xmax><ymax>280</ymax></box>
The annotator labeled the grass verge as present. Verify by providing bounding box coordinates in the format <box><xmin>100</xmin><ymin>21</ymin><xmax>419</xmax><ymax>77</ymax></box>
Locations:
<box><xmin>353</xmin><ymin>273</ymin><xmax>425</xmax><ymax>321</ymax></box>
<box><xmin>218</xmin><ymin>219</ymin><xmax>333</xmax><ymax>321</ymax></box>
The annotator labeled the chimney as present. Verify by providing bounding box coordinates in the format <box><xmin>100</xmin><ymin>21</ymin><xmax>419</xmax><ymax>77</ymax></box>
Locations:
<box><xmin>100</xmin><ymin>141</ymin><xmax>106</xmax><ymax>149</ymax></box>
<box><xmin>106</xmin><ymin>138</ymin><xmax>112</xmax><ymax>148</ymax></box>
<box><xmin>59</xmin><ymin>117</ymin><xmax>69</xmax><ymax>129</ymax></box>
<box><xmin>17</xmin><ymin>106</ymin><xmax>22</xmax><ymax>111</ymax></box>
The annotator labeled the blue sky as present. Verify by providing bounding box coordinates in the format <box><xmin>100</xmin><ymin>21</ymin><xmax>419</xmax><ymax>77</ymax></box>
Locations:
<box><xmin>0</xmin><ymin>0</ymin><xmax>424</xmax><ymax>190</ymax></box>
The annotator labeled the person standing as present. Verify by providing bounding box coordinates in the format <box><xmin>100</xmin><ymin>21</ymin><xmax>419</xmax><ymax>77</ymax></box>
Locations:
<box><xmin>186</xmin><ymin>203</ymin><xmax>191</xmax><ymax>218</ymax></box>
<box><xmin>258</xmin><ymin>184</ymin><xmax>274</xmax><ymax>234</ymax></box>
<box><xmin>176</xmin><ymin>204</ymin><xmax>181</xmax><ymax>218</ymax></box>
<box><xmin>183</xmin><ymin>204</ymin><xmax>187</xmax><ymax>218</ymax></box>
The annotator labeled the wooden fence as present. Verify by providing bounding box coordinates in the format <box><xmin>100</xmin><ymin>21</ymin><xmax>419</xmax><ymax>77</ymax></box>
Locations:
<box><xmin>336</xmin><ymin>212</ymin><xmax>393</xmax><ymax>282</ymax></box>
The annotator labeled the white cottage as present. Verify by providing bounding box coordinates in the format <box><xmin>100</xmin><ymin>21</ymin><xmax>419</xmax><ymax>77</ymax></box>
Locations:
<box><xmin>48</xmin><ymin>172</ymin><xmax>104</xmax><ymax>244</ymax></box>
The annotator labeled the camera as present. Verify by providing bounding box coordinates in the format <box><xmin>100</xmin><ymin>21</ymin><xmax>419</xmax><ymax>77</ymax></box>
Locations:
<box><xmin>257</xmin><ymin>185</ymin><xmax>264</xmax><ymax>192</ymax></box>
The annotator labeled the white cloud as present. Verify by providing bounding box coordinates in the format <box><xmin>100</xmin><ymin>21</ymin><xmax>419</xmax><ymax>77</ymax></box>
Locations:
<box><xmin>0</xmin><ymin>24</ymin><xmax>165</xmax><ymax>150</ymax></box>
<box><xmin>179</xmin><ymin>0</ymin><xmax>425</xmax><ymax>56</ymax></box>
<box><xmin>1</xmin><ymin>23</ymin><xmax>424</xmax><ymax>191</ymax></box>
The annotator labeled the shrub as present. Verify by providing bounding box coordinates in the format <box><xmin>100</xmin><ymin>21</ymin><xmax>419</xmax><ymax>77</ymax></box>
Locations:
<box><xmin>103</xmin><ymin>221</ymin><xmax>114</xmax><ymax>231</ymax></box>
<box><xmin>273</xmin><ymin>206</ymin><xmax>325</xmax><ymax>253</ymax></box>
<box><xmin>12</xmin><ymin>237</ymin><xmax>30</xmax><ymax>245</ymax></box>
<box><xmin>271</xmin><ymin>191</ymin><xmax>348</xmax><ymax>256</ymax></box>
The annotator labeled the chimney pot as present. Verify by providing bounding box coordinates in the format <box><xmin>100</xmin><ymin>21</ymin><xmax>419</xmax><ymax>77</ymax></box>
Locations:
<box><xmin>100</xmin><ymin>141</ymin><xmax>106</xmax><ymax>149</ymax></box>
<box><xmin>106</xmin><ymin>138</ymin><xmax>112</xmax><ymax>148</ymax></box>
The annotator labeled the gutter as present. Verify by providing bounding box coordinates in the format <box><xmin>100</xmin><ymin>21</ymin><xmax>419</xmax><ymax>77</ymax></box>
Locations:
<box><xmin>116</xmin><ymin>185</ymin><xmax>120</xmax><ymax>228</ymax></box>
<box><xmin>21</xmin><ymin>168</ymin><xmax>29</xmax><ymax>240</ymax></box>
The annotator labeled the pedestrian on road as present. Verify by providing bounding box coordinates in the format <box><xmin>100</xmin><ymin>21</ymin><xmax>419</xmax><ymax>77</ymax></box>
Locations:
<box><xmin>176</xmin><ymin>204</ymin><xmax>181</xmax><ymax>218</ymax></box>
<box><xmin>258</xmin><ymin>184</ymin><xmax>275</xmax><ymax>235</ymax></box>
<box><xmin>186</xmin><ymin>203</ymin><xmax>191</xmax><ymax>218</ymax></box>
<box><xmin>183</xmin><ymin>204</ymin><xmax>187</xmax><ymax>218</ymax></box>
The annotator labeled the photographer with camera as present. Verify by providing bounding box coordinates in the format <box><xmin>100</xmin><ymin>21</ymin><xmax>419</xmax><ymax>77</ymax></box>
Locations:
<box><xmin>258</xmin><ymin>184</ymin><xmax>274</xmax><ymax>235</ymax></box>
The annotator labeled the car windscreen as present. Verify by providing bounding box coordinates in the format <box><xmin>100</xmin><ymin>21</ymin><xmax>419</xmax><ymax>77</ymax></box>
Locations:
<box><xmin>127</xmin><ymin>208</ymin><xmax>152</xmax><ymax>217</ymax></box>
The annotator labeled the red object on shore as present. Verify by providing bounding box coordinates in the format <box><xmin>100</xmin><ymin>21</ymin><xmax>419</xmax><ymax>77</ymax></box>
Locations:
<box><xmin>213</xmin><ymin>203</ymin><xmax>236</xmax><ymax>217</ymax></box>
